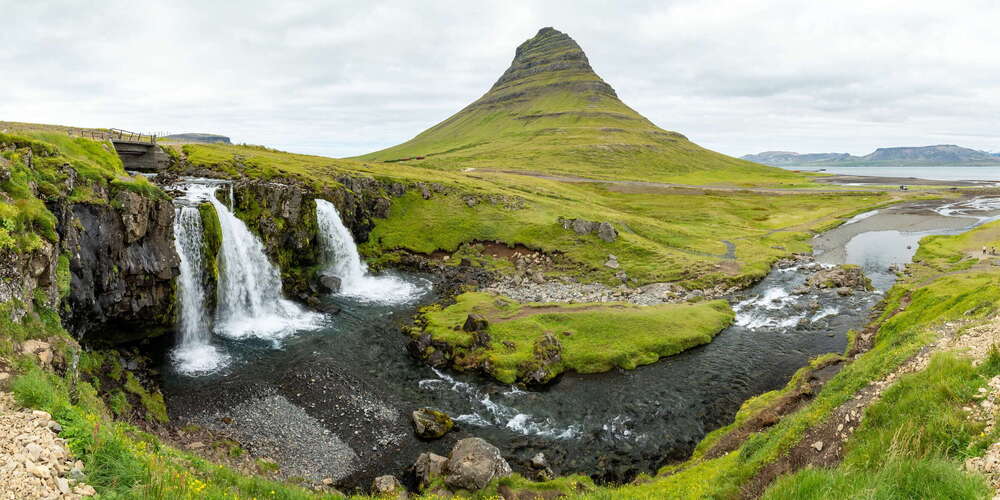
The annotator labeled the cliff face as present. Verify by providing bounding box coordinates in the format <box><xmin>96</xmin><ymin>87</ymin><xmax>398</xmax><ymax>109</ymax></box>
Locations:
<box><xmin>53</xmin><ymin>191</ymin><xmax>179</xmax><ymax>345</ymax></box>
<box><xmin>0</xmin><ymin>132</ymin><xmax>180</xmax><ymax>346</ymax></box>
<box><xmin>231</xmin><ymin>174</ymin><xmax>395</xmax><ymax>299</ymax></box>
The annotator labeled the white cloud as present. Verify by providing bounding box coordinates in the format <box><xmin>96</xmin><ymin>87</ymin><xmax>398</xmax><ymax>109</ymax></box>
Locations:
<box><xmin>1</xmin><ymin>0</ymin><xmax>998</xmax><ymax>157</ymax></box>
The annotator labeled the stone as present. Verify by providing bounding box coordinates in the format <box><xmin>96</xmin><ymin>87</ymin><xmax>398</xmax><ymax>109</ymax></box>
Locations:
<box><xmin>462</xmin><ymin>314</ymin><xmax>489</xmax><ymax>332</ymax></box>
<box><xmin>318</xmin><ymin>273</ymin><xmax>342</xmax><ymax>294</ymax></box>
<box><xmin>77</xmin><ymin>484</ymin><xmax>96</xmax><ymax>496</ymax></box>
<box><xmin>596</xmin><ymin>222</ymin><xmax>618</xmax><ymax>242</ymax></box>
<box><xmin>811</xmin><ymin>440</ymin><xmax>824</xmax><ymax>452</ymax></box>
<box><xmin>604</xmin><ymin>254</ymin><xmax>620</xmax><ymax>269</ymax></box>
<box><xmin>25</xmin><ymin>443</ymin><xmax>43</xmax><ymax>461</ymax></box>
<box><xmin>56</xmin><ymin>477</ymin><xmax>71</xmax><ymax>495</ymax></box>
<box><xmin>29</xmin><ymin>464</ymin><xmax>50</xmax><ymax>479</ymax></box>
<box><xmin>372</xmin><ymin>475</ymin><xmax>406</xmax><ymax>497</ymax></box>
<box><xmin>414</xmin><ymin>452</ymin><xmax>448</xmax><ymax>489</ymax></box>
<box><xmin>412</xmin><ymin>408</ymin><xmax>455</xmax><ymax>439</ymax></box>
<box><xmin>444</xmin><ymin>437</ymin><xmax>513</xmax><ymax>491</ymax></box>
<box><xmin>530</xmin><ymin>452</ymin><xmax>548</xmax><ymax>469</ymax></box>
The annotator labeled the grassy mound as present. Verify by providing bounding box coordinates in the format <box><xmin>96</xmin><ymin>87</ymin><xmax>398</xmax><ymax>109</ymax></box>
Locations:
<box><xmin>415</xmin><ymin>292</ymin><xmax>733</xmax><ymax>384</ymax></box>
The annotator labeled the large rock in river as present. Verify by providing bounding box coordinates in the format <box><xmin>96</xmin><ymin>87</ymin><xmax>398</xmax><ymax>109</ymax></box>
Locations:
<box><xmin>444</xmin><ymin>437</ymin><xmax>512</xmax><ymax>491</ymax></box>
<box><xmin>412</xmin><ymin>408</ymin><xmax>454</xmax><ymax>439</ymax></box>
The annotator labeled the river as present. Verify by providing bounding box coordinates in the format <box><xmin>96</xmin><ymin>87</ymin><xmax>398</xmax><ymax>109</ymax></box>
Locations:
<box><xmin>158</xmin><ymin>180</ymin><xmax>1000</xmax><ymax>488</ymax></box>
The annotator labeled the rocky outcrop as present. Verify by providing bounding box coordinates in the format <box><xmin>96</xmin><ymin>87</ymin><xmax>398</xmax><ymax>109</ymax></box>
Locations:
<box><xmin>805</xmin><ymin>264</ymin><xmax>873</xmax><ymax>293</ymax></box>
<box><xmin>231</xmin><ymin>175</ymin><xmax>395</xmax><ymax>299</ymax></box>
<box><xmin>522</xmin><ymin>333</ymin><xmax>564</xmax><ymax>385</ymax></box>
<box><xmin>557</xmin><ymin>217</ymin><xmax>617</xmax><ymax>242</ymax></box>
<box><xmin>53</xmin><ymin>190</ymin><xmax>179</xmax><ymax>345</ymax></box>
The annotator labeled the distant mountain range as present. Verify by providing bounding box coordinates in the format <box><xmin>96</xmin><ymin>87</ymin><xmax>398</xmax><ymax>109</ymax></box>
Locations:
<box><xmin>743</xmin><ymin>145</ymin><xmax>1000</xmax><ymax>167</ymax></box>
<box><xmin>161</xmin><ymin>133</ymin><xmax>231</xmax><ymax>144</ymax></box>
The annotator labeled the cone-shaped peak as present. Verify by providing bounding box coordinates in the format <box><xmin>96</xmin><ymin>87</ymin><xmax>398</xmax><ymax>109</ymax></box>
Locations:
<box><xmin>490</xmin><ymin>27</ymin><xmax>611</xmax><ymax>96</ymax></box>
<box><xmin>358</xmin><ymin>28</ymin><xmax>785</xmax><ymax>183</ymax></box>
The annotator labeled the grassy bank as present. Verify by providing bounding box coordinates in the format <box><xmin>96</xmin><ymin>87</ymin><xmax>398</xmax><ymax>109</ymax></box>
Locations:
<box><xmin>566</xmin><ymin>220</ymin><xmax>1000</xmax><ymax>498</ymax></box>
<box><xmin>414</xmin><ymin>292</ymin><xmax>733</xmax><ymax>384</ymax></box>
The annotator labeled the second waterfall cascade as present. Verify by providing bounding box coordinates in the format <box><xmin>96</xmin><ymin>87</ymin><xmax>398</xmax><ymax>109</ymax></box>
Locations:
<box><xmin>314</xmin><ymin>199</ymin><xmax>424</xmax><ymax>303</ymax></box>
<box><xmin>208</xmin><ymin>187</ymin><xmax>321</xmax><ymax>340</ymax></box>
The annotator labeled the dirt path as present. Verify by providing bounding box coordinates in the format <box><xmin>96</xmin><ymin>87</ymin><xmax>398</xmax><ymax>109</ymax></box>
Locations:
<box><xmin>741</xmin><ymin>312</ymin><xmax>1000</xmax><ymax>498</ymax></box>
<box><xmin>464</xmin><ymin>168</ymin><xmax>916</xmax><ymax>195</ymax></box>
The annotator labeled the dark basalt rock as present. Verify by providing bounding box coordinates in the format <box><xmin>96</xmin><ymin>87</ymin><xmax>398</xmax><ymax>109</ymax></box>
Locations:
<box><xmin>318</xmin><ymin>272</ymin><xmax>342</xmax><ymax>294</ymax></box>
<box><xmin>462</xmin><ymin>313</ymin><xmax>489</xmax><ymax>332</ymax></box>
<box><xmin>53</xmin><ymin>190</ymin><xmax>180</xmax><ymax>345</ymax></box>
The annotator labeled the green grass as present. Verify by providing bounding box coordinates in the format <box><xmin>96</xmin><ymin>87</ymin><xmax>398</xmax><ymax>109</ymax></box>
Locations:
<box><xmin>416</xmin><ymin>292</ymin><xmax>733</xmax><ymax>384</ymax></box>
<box><xmin>0</xmin><ymin>130</ymin><xmax>166</xmax><ymax>253</ymax></box>
<box><xmin>761</xmin><ymin>351</ymin><xmax>999</xmax><ymax>500</ymax></box>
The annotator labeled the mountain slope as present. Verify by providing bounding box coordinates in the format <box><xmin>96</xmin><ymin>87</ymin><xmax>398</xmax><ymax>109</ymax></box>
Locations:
<box><xmin>357</xmin><ymin>28</ymin><xmax>803</xmax><ymax>185</ymax></box>
<box><xmin>743</xmin><ymin>145</ymin><xmax>1000</xmax><ymax>167</ymax></box>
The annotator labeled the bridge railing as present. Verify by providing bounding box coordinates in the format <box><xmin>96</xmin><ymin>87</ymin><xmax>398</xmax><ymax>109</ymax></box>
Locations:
<box><xmin>109</xmin><ymin>128</ymin><xmax>157</xmax><ymax>144</ymax></box>
<box><xmin>73</xmin><ymin>128</ymin><xmax>157</xmax><ymax>144</ymax></box>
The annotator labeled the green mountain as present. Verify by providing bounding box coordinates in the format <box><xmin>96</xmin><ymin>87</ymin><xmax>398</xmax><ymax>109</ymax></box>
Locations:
<box><xmin>358</xmin><ymin>27</ymin><xmax>800</xmax><ymax>185</ymax></box>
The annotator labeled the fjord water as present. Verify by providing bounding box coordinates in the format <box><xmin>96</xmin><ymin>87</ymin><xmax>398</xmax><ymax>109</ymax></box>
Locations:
<box><xmin>788</xmin><ymin>165</ymin><xmax>1000</xmax><ymax>182</ymax></box>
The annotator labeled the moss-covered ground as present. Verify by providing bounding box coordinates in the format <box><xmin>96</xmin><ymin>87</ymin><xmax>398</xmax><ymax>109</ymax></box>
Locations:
<box><xmin>415</xmin><ymin>292</ymin><xmax>733</xmax><ymax>384</ymax></box>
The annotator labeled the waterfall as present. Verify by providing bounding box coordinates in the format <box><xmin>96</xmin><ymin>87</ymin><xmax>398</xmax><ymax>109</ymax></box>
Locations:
<box><xmin>171</xmin><ymin>184</ymin><xmax>229</xmax><ymax>374</ymax></box>
<box><xmin>315</xmin><ymin>199</ymin><xmax>424</xmax><ymax>303</ymax></box>
<box><xmin>210</xmin><ymin>189</ymin><xmax>321</xmax><ymax>340</ymax></box>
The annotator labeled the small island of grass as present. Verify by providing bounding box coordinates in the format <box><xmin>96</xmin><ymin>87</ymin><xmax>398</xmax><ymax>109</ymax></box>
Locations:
<box><xmin>411</xmin><ymin>292</ymin><xmax>735</xmax><ymax>384</ymax></box>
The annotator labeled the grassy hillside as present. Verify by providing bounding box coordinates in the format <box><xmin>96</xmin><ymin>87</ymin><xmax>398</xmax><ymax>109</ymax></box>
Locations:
<box><xmin>178</xmin><ymin>142</ymin><xmax>891</xmax><ymax>289</ymax></box>
<box><xmin>356</xmin><ymin>28</ymin><xmax>806</xmax><ymax>186</ymax></box>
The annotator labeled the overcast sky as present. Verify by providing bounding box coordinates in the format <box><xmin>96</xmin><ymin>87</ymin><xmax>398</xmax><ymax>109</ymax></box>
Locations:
<box><xmin>3</xmin><ymin>0</ymin><xmax>999</xmax><ymax>158</ymax></box>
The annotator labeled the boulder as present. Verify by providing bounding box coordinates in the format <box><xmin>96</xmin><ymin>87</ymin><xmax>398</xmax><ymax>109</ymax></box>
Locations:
<box><xmin>318</xmin><ymin>273</ymin><xmax>342</xmax><ymax>294</ymax></box>
<box><xmin>596</xmin><ymin>222</ymin><xmax>618</xmax><ymax>242</ymax></box>
<box><xmin>805</xmin><ymin>265</ymin><xmax>873</xmax><ymax>291</ymax></box>
<box><xmin>412</xmin><ymin>408</ymin><xmax>455</xmax><ymax>439</ymax></box>
<box><xmin>444</xmin><ymin>437</ymin><xmax>513</xmax><ymax>491</ymax></box>
<box><xmin>372</xmin><ymin>475</ymin><xmax>407</xmax><ymax>498</ymax></box>
<box><xmin>413</xmin><ymin>452</ymin><xmax>449</xmax><ymax>489</ymax></box>
<box><xmin>557</xmin><ymin>217</ymin><xmax>617</xmax><ymax>242</ymax></box>
<box><xmin>462</xmin><ymin>314</ymin><xmax>489</xmax><ymax>332</ymax></box>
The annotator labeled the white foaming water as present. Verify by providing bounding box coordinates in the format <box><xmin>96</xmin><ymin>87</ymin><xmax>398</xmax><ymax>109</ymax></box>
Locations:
<box><xmin>209</xmin><ymin>187</ymin><xmax>321</xmax><ymax>341</ymax></box>
<box><xmin>171</xmin><ymin>199</ymin><xmax>229</xmax><ymax>375</ymax></box>
<box><xmin>314</xmin><ymin>199</ymin><xmax>426</xmax><ymax>304</ymax></box>
<box><xmin>842</xmin><ymin>210</ymin><xmax>880</xmax><ymax>226</ymax></box>
<box><xmin>811</xmin><ymin>306</ymin><xmax>839</xmax><ymax>323</ymax></box>
<box><xmin>420</xmin><ymin>369</ymin><xmax>582</xmax><ymax>440</ymax></box>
